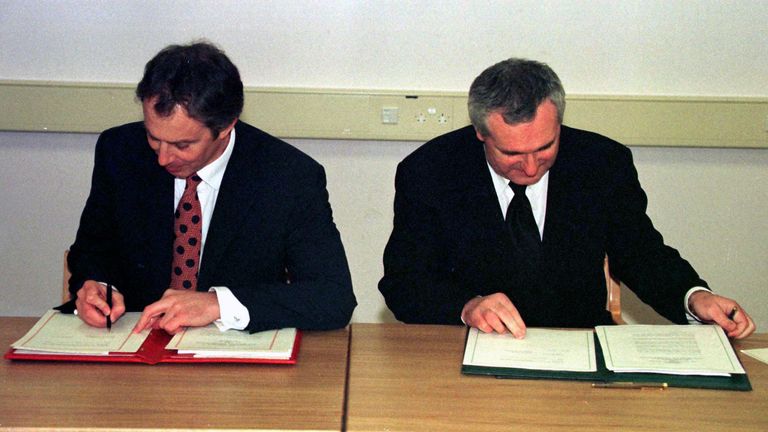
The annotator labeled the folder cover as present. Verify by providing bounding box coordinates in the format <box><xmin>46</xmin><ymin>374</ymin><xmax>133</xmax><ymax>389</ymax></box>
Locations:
<box><xmin>5</xmin><ymin>311</ymin><xmax>301</xmax><ymax>365</ymax></box>
<box><xmin>462</xmin><ymin>331</ymin><xmax>751</xmax><ymax>391</ymax></box>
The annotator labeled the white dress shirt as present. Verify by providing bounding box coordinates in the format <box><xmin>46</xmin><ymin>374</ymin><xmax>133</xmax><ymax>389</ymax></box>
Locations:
<box><xmin>173</xmin><ymin>129</ymin><xmax>250</xmax><ymax>331</ymax></box>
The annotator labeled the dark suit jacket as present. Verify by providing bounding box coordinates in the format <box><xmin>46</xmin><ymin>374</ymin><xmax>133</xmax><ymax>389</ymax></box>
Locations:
<box><xmin>379</xmin><ymin>125</ymin><xmax>706</xmax><ymax>327</ymax></box>
<box><xmin>65</xmin><ymin>121</ymin><xmax>356</xmax><ymax>332</ymax></box>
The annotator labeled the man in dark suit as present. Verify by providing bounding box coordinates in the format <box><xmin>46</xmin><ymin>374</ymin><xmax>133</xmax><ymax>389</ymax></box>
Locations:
<box><xmin>379</xmin><ymin>58</ymin><xmax>754</xmax><ymax>339</ymax></box>
<box><xmin>66</xmin><ymin>42</ymin><xmax>356</xmax><ymax>334</ymax></box>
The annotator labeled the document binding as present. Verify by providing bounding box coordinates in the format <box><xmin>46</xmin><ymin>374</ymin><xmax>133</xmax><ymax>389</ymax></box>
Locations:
<box><xmin>4</xmin><ymin>327</ymin><xmax>302</xmax><ymax>365</ymax></box>
<box><xmin>461</xmin><ymin>332</ymin><xmax>751</xmax><ymax>391</ymax></box>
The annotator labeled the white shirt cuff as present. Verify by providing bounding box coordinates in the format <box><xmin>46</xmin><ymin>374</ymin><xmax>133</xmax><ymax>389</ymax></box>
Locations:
<box><xmin>209</xmin><ymin>286</ymin><xmax>250</xmax><ymax>331</ymax></box>
<box><xmin>684</xmin><ymin>286</ymin><xmax>711</xmax><ymax>324</ymax></box>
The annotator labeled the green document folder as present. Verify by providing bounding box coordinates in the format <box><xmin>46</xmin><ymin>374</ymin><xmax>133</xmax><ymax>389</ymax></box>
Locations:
<box><xmin>461</xmin><ymin>332</ymin><xmax>751</xmax><ymax>391</ymax></box>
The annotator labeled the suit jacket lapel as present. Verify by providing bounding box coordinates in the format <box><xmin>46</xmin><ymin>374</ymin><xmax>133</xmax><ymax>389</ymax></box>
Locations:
<box><xmin>199</xmin><ymin>127</ymin><xmax>264</xmax><ymax>285</ymax></box>
<box><xmin>140</xmin><ymin>161</ymin><xmax>175</xmax><ymax>245</ymax></box>
<box><xmin>442</xmin><ymin>135</ymin><xmax>513</xmax><ymax>278</ymax></box>
<box><xmin>542</xmin><ymin>131</ymin><xmax>583</xmax><ymax>252</ymax></box>
<box><xmin>445</xmin><ymin>135</ymin><xmax>504</xmax><ymax>230</ymax></box>
<box><xmin>134</xmin><ymin>142</ymin><xmax>175</xmax><ymax>299</ymax></box>
<box><xmin>542</xmin><ymin>159</ymin><xmax>569</xmax><ymax>247</ymax></box>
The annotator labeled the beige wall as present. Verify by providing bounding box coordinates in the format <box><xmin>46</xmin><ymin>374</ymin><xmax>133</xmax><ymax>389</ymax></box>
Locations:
<box><xmin>1</xmin><ymin>1</ymin><xmax>767</xmax><ymax>96</ymax></box>
<box><xmin>1</xmin><ymin>1</ymin><xmax>766</xmax><ymax>328</ymax></box>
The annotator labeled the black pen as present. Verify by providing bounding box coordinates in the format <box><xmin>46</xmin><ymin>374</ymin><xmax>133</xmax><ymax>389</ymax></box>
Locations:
<box><xmin>592</xmin><ymin>382</ymin><xmax>668</xmax><ymax>389</ymax></box>
<box><xmin>106</xmin><ymin>283</ymin><xmax>112</xmax><ymax>331</ymax></box>
<box><xmin>728</xmin><ymin>306</ymin><xmax>738</xmax><ymax>321</ymax></box>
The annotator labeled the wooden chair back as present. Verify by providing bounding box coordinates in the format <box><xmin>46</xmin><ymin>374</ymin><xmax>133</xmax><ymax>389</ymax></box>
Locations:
<box><xmin>62</xmin><ymin>250</ymin><xmax>72</xmax><ymax>302</ymax></box>
<box><xmin>603</xmin><ymin>256</ymin><xmax>625</xmax><ymax>324</ymax></box>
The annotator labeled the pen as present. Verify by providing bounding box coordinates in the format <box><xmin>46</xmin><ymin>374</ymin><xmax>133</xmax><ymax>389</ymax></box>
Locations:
<box><xmin>106</xmin><ymin>283</ymin><xmax>112</xmax><ymax>331</ymax></box>
<box><xmin>592</xmin><ymin>382</ymin><xmax>668</xmax><ymax>389</ymax></box>
<box><xmin>728</xmin><ymin>306</ymin><xmax>738</xmax><ymax>321</ymax></box>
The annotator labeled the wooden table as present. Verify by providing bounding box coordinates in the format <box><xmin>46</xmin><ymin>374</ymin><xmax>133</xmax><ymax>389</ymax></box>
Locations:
<box><xmin>346</xmin><ymin>323</ymin><xmax>768</xmax><ymax>432</ymax></box>
<box><xmin>1</xmin><ymin>317</ymin><xmax>350</xmax><ymax>431</ymax></box>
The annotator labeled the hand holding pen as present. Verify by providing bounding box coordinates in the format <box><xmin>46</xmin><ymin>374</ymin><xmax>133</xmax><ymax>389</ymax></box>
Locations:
<box><xmin>688</xmin><ymin>291</ymin><xmax>756</xmax><ymax>339</ymax></box>
<box><xmin>728</xmin><ymin>306</ymin><xmax>738</xmax><ymax>321</ymax></box>
<box><xmin>106</xmin><ymin>284</ymin><xmax>112</xmax><ymax>330</ymax></box>
<box><xmin>73</xmin><ymin>280</ymin><xmax>126</xmax><ymax>328</ymax></box>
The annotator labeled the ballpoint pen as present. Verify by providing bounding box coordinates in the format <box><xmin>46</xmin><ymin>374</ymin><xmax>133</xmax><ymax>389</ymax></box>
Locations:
<box><xmin>106</xmin><ymin>283</ymin><xmax>112</xmax><ymax>331</ymax></box>
<box><xmin>728</xmin><ymin>306</ymin><xmax>739</xmax><ymax>321</ymax></box>
<box><xmin>592</xmin><ymin>382</ymin><xmax>668</xmax><ymax>389</ymax></box>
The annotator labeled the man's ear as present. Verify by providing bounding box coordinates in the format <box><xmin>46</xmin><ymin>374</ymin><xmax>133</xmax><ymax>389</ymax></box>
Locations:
<box><xmin>217</xmin><ymin>118</ymin><xmax>238</xmax><ymax>140</ymax></box>
<box><xmin>475</xmin><ymin>128</ymin><xmax>486</xmax><ymax>142</ymax></box>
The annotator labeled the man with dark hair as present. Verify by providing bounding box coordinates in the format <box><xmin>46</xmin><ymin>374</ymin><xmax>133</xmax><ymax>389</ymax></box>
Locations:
<box><xmin>65</xmin><ymin>41</ymin><xmax>356</xmax><ymax>333</ymax></box>
<box><xmin>379</xmin><ymin>58</ymin><xmax>754</xmax><ymax>339</ymax></box>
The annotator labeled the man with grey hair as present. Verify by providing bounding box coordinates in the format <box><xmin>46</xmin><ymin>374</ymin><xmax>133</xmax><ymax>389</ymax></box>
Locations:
<box><xmin>379</xmin><ymin>58</ymin><xmax>754</xmax><ymax>339</ymax></box>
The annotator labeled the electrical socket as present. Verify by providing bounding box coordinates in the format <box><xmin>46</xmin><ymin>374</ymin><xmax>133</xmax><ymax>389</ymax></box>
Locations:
<box><xmin>370</xmin><ymin>95</ymin><xmax>454</xmax><ymax>140</ymax></box>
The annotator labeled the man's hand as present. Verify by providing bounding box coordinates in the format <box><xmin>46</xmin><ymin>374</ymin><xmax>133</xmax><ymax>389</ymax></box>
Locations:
<box><xmin>133</xmin><ymin>289</ymin><xmax>220</xmax><ymax>335</ymax></box>
<box><xmin>74</xmin><ymin>280</ymin><xmax>125</xmax><ymax>327</ymax></box>
<box><xmin>461</xmin><ymin>292</ymin><xmax>526</xmax><ymax>338</ymax></box>
<box><xmin>688</xmin><ymin>291</ymin><xmax>756</xmax><ymax>339</ymax></box>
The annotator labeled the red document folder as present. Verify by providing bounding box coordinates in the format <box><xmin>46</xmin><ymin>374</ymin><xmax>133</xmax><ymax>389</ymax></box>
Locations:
<box><xmin>5</xmin><ymin>326</ymin><xmax>301</xmax><ymax>365</ymax></box>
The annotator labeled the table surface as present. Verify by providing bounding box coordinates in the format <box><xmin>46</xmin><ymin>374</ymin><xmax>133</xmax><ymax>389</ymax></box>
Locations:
<box><xmin>346</xmin><ymin>323</ymin><xmax>768</xmax><ymax>432</ymax></box>
<box><xmin>1</xmin><ymin>317</ymin><xmax>350</xmax><ymax>431</ymax></box>
<box><xmin>4</xmin><ymin>318</ymin><xmax>767</xmax><ymax>432</ymax></box>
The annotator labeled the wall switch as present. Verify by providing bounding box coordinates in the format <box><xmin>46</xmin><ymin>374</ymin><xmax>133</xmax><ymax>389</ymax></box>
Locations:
<box><xmin>381</xmin><ymin>107</ymin><xmax>399</xmax><ymax>124</ymax></box>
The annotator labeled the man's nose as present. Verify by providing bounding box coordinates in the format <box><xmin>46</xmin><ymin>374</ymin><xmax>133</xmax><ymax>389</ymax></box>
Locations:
<box><xmin>521</xmin><ymin>154</ymin><xmax>538</xmax><ymax>176</ymax></box>
<box><xmin>156</xmin><ymin>142</ymin><xmax>172</xmax><ymax>166</ymax></box>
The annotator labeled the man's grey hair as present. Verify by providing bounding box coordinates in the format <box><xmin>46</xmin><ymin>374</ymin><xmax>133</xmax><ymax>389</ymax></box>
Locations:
<box><xmin>468</xmin><ymin>58</ymin><xmax>565</xmax><ymax>136</ymax></box>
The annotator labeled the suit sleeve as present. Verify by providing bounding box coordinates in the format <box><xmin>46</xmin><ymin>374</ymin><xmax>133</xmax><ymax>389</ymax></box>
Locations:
<box><xmin>226</xmin><ymin>166</ymin><xmax>356</xmax><ymax>332</ymax></box>
<box><xmin>65</xmin><ymin>132</ymin><xmax>120</xmax><ymax>301</ymax></box>
<box><xmin>378</xmin><ymin>162</ymin><xmax>478</xmax><ymax>324</ymax></box>
<box><xmin>604</xmin><ymin>145</ymin><xmax>707</xmax><ymax>323</ymax></box>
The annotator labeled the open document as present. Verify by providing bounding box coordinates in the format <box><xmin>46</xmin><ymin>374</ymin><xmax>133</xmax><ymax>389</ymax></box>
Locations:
<box><xmin>6</xmin><ymin>310</ymin><xmax>300</xmax><ymax>365</ymax></box>
<box><xmin>463</xmin><ymin>328</ymin><xmax>597</xmax><ymax>372</ymax></box>
<box><xmin>168</xmin><ymin>325</ymin><xmax>297</xmax><ymax>359</ymax></box>
<box><xmin>11</xmin><ymin>310</ymin><xmax>147</xmax><ymax>355</ymax></box>
<box><xmin>462</xmin><ymin>325</ymin><xmax>750</xmax><ymax>390</ymax></box>
<box><xmin>595</xmin><ymin>324</ymin><xmax>745</xmax><ymax>376</ymax></box>
<box><xmin>741</xmin><ymin>348</ymin><xmax>768</xmax><ymax>365</ymax></box>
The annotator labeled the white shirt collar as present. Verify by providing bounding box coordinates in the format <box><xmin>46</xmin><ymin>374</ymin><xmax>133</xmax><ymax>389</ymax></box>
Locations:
<box><xmin>486</xmin><ymin>160</ymin><xmax>549</xmax><ymax>202</ymax></box>
<box><xmin>486</xmin><ymin>160</ymin><xmax>549</xmax><ymax>237</ymax></box>
<box><xmin>195</xmin><ymin>127</ymin><xmax>236</xmax><ymax>191</ymax></box>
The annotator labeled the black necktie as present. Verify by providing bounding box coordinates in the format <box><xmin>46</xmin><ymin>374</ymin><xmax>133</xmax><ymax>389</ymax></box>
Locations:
<box><xmin>506</xmin><ymin>182</ymin><xmax>541</xmax><ymax>271</ymax></box>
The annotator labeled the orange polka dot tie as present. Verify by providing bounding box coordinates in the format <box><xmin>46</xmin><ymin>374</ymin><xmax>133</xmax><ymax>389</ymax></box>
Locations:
<box><xmin>170</xmin><ymin>174</ymin><xmax>203</xmax><ymax>290</ymax></box>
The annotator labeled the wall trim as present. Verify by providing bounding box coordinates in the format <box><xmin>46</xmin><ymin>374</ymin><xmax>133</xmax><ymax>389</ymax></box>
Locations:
<box><xmin>1</xmin><ymin>80</ymin><xmax>766</xmax><ymax>148</ymax></box>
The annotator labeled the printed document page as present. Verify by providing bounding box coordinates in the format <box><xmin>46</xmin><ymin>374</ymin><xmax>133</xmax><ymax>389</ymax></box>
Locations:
<box><xmin>741</xmin><ymin>348</ymin><xmax>768</xmax><ymax>365</ymax></box>
<box><xmin>463</xmin><ymin>327</ymin><xmax>597</xmax><ymax>372</ymax></box>
<box><xmin>167</xmin><ymin>325</ymin><xmax>297</xmax><ymax>359</ymax></box>
<box><xmin>11</xmin><ymin>310</ymin><xmax>148</xmax><ymax>355</ymax></box>
<box><xmin>596</xmin><ymin>324</ymin><xmax>745</xmax><ymax>376</ymax></box>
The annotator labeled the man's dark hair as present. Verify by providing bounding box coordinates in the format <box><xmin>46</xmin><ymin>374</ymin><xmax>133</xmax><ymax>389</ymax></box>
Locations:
<box><xmin>136</xmin><ymin>41</ymin><xmax>244</xmax><ymax>137</ymax></box>
<box><xmin>468</xmin><ymin>58</ymin><xmax>565</xmax><ymax>136</ymax></box>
